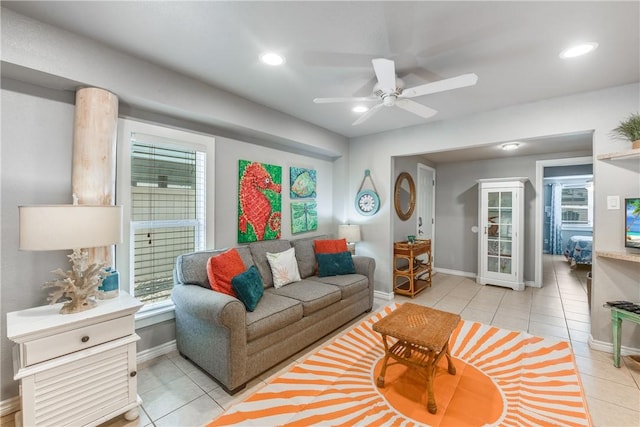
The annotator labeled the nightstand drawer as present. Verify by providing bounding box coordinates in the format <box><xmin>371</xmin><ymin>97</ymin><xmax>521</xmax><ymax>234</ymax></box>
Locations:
<box><xmin>23</xmin><ymin>315</ymin><xmax>133</xmax><ymax>366</ymax></box>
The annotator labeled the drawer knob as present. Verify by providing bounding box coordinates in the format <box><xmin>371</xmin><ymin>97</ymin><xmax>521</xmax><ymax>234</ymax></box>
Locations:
<box><xmin>81</xmin><ymin>336</ymin><xmax>90</xmax><ymax>343</ymax></box>
<box><xmin>130</xmin><ymin>371</ymin><xmax>137</xmax><ymax>377</ymax></box>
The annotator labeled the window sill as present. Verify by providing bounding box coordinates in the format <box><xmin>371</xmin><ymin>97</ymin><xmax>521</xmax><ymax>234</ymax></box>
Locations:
<box><xmin>561</xmin><ymin>225</ymin><xmax>593</xmax><ymax>232</ymax></box>
<box><xmin>135</xmin><ymin>302</ymin><xmax>175</xmax><ymax>329</ymax></box>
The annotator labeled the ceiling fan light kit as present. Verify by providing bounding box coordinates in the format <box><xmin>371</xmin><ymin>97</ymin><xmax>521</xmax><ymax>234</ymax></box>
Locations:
<box><xmin>314</xmin><ymin>58</ymin><xmax>478</xmax><ymax>125</ymax></box>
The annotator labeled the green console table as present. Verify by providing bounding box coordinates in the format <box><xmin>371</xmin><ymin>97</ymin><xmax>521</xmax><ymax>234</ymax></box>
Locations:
<box><xmin>609</xmin><ymin>306</ymin><xmax>640</xmax><ymax>368</ymax></box>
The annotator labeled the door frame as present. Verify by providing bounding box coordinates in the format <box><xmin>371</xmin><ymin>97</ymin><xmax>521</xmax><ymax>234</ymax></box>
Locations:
<box><xmin>534</xmin><ymin>156</ymin><xmax>593</xmax><ymax>287</ymax></box>
<box><xmin>417</xmin><ymin>163</ymin><xmax>436</xmax><ymax>263</ymax></box>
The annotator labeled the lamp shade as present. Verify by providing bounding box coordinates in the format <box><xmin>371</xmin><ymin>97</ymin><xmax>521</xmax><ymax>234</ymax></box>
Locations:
<box><xmin>19</xmin><ymin>205</ymin><xmax>123</xmax><ymax>251</ymax></box>
<box><xmin>338</xmin><ymin>224</ymin><xmax>361</xmax><ymax>243</ymax></box>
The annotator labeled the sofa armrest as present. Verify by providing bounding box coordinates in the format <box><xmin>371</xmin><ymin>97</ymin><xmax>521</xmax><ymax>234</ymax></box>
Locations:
<box><xmin>352</xmin><ymin>255</ymin><xmax>376</xmax><ymax>309</ymax></box>
<box><xmin>171</xmin><ymin>283</ymin><xmax>248</xmax><ymax>392</ymax></box>
<box><xmin>171</xmin><ymin>282</ymin><xmax>245</xmax><ymax>328</ymax></box>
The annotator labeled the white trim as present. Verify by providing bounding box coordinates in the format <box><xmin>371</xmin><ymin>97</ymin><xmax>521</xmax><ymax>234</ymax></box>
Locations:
<box><xmin>589</xmin><ymin>336</ymin><xmax>640</xmax><ymax>357</ymax></box>
<box><xmin>434</xmin><ymin>267</ymin><xmax>477</xmax><ymax>279</ymax></box>
<box><xmin>136</xmin><ymin>340</ymin><xmax>178</xmax><ymax>365</ymax></box>
<box><xmin>373</xmin><ymin>290</ymin><xmax>394</xmax><ymax>301</ymax></box>
<box><xmin>0</xmin><ymin>396</ymin><xmax>20</xmax><ymax>418</ymax></box>
<box><xmin>535</xmin><ymin>155</ymin><xmax>593</xmax><ymax>287</ymax></box>
<box><xmin>135</xmin><ymin>304</ymin><xmax>175</xmax><ymax>329</ymax></box>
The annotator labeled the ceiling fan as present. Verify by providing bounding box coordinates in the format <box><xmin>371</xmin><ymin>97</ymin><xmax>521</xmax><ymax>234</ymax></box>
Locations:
<box><xmin>313</xmin><ymin>58</ymin><xmax>478</xmax><ymax>125</ymax></box>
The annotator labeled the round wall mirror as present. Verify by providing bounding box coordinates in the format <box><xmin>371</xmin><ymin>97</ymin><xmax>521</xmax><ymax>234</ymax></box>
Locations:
<box><xmin>394</xmin><ymin>172</ymin><xmax>416</xmax><ymax>221</ymax></box>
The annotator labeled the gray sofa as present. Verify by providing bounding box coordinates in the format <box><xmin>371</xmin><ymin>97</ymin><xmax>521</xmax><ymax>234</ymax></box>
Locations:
<box><xmin>171</xmin><ymin>235</ymin><xmax>376</xmax><ymax>393</ymax></box>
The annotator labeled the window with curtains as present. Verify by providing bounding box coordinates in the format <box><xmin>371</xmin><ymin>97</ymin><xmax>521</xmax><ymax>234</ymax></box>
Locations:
<box><xmin>129</xmin><ymin>139</ymin><xmax>206</xmax><ymax>305</ymax></box>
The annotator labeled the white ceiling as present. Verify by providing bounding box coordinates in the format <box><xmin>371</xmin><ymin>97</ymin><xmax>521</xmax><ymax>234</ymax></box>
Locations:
<box><xmin>3</xmin><ymin>1</ymin><xmax>639</xmax><ymax>146</ymax></box>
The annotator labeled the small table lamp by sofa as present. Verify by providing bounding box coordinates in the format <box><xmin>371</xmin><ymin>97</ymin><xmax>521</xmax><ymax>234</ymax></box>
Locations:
<box><xmin>19</xmin><ymin>204</ymin><xmax>123</xmax><ymax>314</ymax></box>
<box><xmin>338</xmin><ymin>224</ymin><xmax>361</xmax><ymax>255</ymax></box>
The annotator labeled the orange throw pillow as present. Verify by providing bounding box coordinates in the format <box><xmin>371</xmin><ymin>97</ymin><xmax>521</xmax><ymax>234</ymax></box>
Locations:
<box><xmin>207</xmin><ymin>248</ymin><xmax>245</xmax><ymax>297</ymax></box>
<box><xmin>314</xmin><ymin>238</ymin><xmax>348</xmax><ymax>254</ymax></box>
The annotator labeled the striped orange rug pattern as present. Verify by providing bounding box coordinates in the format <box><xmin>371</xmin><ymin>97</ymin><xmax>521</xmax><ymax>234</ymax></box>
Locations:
<box><xmin>210</xmin><ymin>304</ymin><xmax>591</xmax><ymax>426</ymax></box>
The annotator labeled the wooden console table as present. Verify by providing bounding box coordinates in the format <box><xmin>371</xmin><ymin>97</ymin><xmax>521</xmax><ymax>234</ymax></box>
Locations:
<box><xmin>393</xmin><ymin>239</ymin><xmax>432</xmax><ymax>298</ymax></box>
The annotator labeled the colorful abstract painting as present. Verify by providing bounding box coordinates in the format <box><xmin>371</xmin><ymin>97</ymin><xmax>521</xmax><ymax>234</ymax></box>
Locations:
<box><xmin>290</xmin><ymin>167</ymin><xmax>316</xmax><ymax>199</ymax></box>
<box><xmin>238</xmin><ymin>160</ymin><xmax>282</xmax><ymax>243</ymax></box>
<box><xmin>291</xmin><ymin>201</ymin><xmax>318</xmax><ymax>234</ymax></box>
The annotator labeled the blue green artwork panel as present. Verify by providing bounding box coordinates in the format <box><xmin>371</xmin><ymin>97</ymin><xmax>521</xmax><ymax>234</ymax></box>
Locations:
<box><xmin>291</xmin><ymin>201</ymin><xmax>318</xmax><ymax>234</ymax></box>
<box><xmin>290</xmin><ymin>167</ymin><xmax>316</xmax><ymax>199</ymax></box>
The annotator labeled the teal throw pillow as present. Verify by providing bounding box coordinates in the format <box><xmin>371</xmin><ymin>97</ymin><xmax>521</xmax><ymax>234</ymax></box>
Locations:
<box><xmin>317</xmin><ymin>251</ymin><xmax>356</xmax><ymax>277</ymax></box>
<box><xmin>231</xmin><ymin>265</ymin><xmax>264</xmax><ymax>312</ymax></box>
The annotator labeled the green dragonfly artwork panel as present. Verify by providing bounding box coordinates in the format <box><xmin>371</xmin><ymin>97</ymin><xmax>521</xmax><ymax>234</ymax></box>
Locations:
<box><xmin>291</xmin><ymin>201</ymin><xmax>318</xmax><ymax>234</ymax></box>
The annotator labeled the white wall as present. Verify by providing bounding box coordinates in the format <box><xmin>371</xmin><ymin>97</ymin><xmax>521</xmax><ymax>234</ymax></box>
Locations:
<box><xmin>350</xmin><ymin>83</ymin><xmax>640</xmax><ymax>347</ymax></box>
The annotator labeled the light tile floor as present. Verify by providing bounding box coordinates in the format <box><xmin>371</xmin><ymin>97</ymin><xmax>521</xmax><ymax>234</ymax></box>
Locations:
<box><xmin>2</xmin><ymin>255</ymin><xmax>639</xmax><ymax>426</ymax></box>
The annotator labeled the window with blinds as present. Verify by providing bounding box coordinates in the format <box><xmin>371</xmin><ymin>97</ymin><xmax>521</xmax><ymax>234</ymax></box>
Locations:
<box><xmin>130</xmin><ymin>139</ymin><xmax>206</xmax><ymax>305</ymax></box>
<box><xmin>561</xmin><ymin>186</ymin><xmax>592</xmax><ymax>225</ymax></box>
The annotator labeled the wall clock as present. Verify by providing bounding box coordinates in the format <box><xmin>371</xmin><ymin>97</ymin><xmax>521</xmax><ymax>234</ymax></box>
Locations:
<box><xmin>355</xmin><ymin>170</ymin><xmax>380</xmax><ymax>216</ymax></box>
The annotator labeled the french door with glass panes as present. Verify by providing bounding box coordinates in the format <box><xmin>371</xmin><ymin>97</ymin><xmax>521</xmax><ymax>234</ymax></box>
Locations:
<box><xmin>477</xmin><ymin>178</ymin><xmax>527</xmax><ymax>291</ymax></box>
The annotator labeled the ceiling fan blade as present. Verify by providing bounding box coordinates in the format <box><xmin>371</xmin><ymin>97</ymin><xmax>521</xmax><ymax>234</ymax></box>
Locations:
<box><xmin>401</xmin><ymin>73</ymin><xmax>478</xmax><ymax>98</ymax></box>
<box><xmin>313</xmin><ymin>96</ymin><xmax>378</xmax><ymax>104</ymax></box>
<box><xmin>352</xmin><ymin>103</ymin><xmax>384</xmax><ymax>126</ymax></box>
<box><xmin>371</xmin><ymin>58</ymin><xmax>396</xmax><ymax>92</ymax></box>
<box><xmin>395</xmin><ymin>99</ymin><xmax>438</xmax><ymax>119</ymax></box>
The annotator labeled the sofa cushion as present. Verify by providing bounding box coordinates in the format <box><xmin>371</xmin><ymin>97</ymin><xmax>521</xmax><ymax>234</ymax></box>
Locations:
<box><xmin>231</xmin><ymin>265</ymin><xmax>264</xmax><ymax>312</ymax></box>
<box><xmin>267</xmin><ymin>279</ymin><xmax>341</xmax><ymax>316</ymax></box>
<box><xmin>176</xmin><ymin>247</ymin><xmax>254</xmax><ymax>289</ymax></box>
<box><xmin>308</xmin><ymin>274</ymin><xmax>369</xmax><ymax>299</ymax></box>
<box><xmin>291</xmin><ymin>237</ymin><xmax>319</xmax><ymax>279</ymax></box>
<box><xmin>207</xmin><ymin>248</ymin><xmax>245</xmax><ymax>297</ymax></box>
<box><xmin>317</xmin><ymin>251</ymin><xmax>356</xmax><ymax>277</ymax></box>
<box><xmin>266</xmin><ymin>247</ymin><xmax>301</xmax><ymax>289</ymax></box>
<box><xmin>245</xmin><ymin>292</ymin><xmax>303</xmax><ymax>341</ymax></box>
<box><xmin>249</xmin><ymin>240</ymin><xmax>292</xmax><ymax>288</ymax></box>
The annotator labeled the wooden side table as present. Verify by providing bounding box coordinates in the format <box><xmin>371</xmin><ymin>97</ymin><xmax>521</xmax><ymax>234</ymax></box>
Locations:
<box><xmin>7</xmin><ymin>292</ymin><xmax>143</xmax><ymax>427</ymax></box>
<box><xmin>393</xmin><ymin>239</ymin><xmax>432</xmax><ymax>298</ymax></box>
<box><xmin>608</xmin><ymin>305</ymin><xmax>640</xmax><ymax>368</ymax></box>
<box><xmin>373</xmin><ymin>303</ymin><xmax>461</xmax><ymax>414</ymax></box>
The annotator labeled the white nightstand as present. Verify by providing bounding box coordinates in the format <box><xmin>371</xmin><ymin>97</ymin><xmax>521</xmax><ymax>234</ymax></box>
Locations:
<box><xmin>7</xmin><ymin>291</ymin><xmax>143</xmax><ymax>427</ymax></box>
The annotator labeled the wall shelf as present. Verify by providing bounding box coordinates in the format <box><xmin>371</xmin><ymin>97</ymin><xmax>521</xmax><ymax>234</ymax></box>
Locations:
<box><xmin>596</xmin><ymin>250</ymin><xmax>640</xmax><ymax>263</ymax></box>
<box><xmin>597</xmin><ymin>148</ymin><xmax>640</xmax><ymax>161</ymax></box>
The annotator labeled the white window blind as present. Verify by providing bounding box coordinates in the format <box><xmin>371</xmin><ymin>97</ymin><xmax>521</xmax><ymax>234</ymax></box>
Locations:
<box><xmin>130</xmin><ymin>137</ymin><xmax>205</xmax><ymax>305</ymax></box>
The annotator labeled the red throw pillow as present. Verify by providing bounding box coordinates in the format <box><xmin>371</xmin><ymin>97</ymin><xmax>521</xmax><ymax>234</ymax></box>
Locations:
<box><xmin>207</xmin><ymin>248</ymin><xmax>245</xmax><ymax>297</ymax></box>
<box><xmin>314</xmin><ymin>238</ymin><xmax>348</xmax><ymax>254</ymax></box>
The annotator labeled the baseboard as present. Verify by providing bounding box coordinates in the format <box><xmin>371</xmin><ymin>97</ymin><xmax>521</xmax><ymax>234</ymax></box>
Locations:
<box><xmin>0</xmin><ymin>396</ymin><xmax>20</xmax><ymax>418</ymax></box>
<box><xmin>1</xmin><ymin>341</ymin><xmax>179</xmax><ymax>417</ymax></box>
<box><xmin>589</xmin><ymin>336</ymin><xmax>640</xmax><ymax>357</ymax></box>
<box><xmin>374</xmin><ymin>290</ymin><xmax>394</xmax><ymax>301</ymax></box>
<box><xmin>136</xmin><ymin>339</ymin><xmax>178</xmax><ymax>364</ymax></box>
<box><xmin>434</xmin><ymin>267</ymin><xmax>477</xmax><ymax>279</ymax></box>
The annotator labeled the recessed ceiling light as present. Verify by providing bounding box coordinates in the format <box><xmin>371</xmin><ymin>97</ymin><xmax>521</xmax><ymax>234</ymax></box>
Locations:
<box><xmin>559</xmin><ymin>42</ymin><xmax>598</xmax><ymax>59</ymax></box>
<box><xmin>260</xmin><ymin>52</ymin><xmax>285</xmax><ymax>66</ymax></box>
<box><xmin>501</xmin><ymin>142</ymin><xmax>520</xmax><ymax>151</ymax></box>
<box><xmin>352</xmin><ymin>105</ymin><xmax>368</xmax><ymax>113</ymax></box>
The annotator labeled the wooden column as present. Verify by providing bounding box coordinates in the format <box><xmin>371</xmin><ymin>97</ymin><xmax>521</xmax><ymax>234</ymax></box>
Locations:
<box><xmin>72</xmin><ymin>87</ymin><xmax>119</xmax><ymax>267</ymax></box>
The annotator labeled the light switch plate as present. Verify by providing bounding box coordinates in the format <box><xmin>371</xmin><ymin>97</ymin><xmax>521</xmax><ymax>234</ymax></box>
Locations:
<box><xmin>607</xmin><ymin>195</ymin><xmax>620</xmax><ymax>210</ymax></box>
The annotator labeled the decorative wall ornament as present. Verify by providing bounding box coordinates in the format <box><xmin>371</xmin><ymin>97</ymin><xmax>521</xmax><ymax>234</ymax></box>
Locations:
<box><xmin>290</xmin><ymin>167</ymin><xmax>317</xmax><ymax>199</ymax></box>
<box><xmin>238</xmin><ymin>160</ymin><xmax>282</xmax><ymax>242</ymax></box>
<box><xmin>291</xmin><ymin>201</ymin><xmax>318</xmax><ymax>234</ymax></box>
<box><xmin>355</xmin><ymin>169</ymin><xmax>380</xmax><ymax>216</ymax></box>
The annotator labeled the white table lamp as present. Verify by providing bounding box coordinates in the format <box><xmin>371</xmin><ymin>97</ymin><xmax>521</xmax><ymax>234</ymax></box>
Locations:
<box><xmin>19</xmin><ymin>204</ymin><xmax>123</xmax><ymax>314</ymax></box>
<box><xmin>338</xmin><ymin>224</ymin><xmax>361</xmax><ymax>255</ymax></box>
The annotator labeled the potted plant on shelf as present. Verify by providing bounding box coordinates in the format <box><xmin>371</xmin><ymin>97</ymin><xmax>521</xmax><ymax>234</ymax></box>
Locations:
<box><xmin>612</xmin><ymin>113</ymin><xmax>640</xmax><ymax>149</ymax></box>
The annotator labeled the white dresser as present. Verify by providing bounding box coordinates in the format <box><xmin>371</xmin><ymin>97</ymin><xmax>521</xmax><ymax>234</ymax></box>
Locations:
<box><xmin>7</xmin><ymin>292</ymin><xmax>143</xmax><ymax>427</ymax></box>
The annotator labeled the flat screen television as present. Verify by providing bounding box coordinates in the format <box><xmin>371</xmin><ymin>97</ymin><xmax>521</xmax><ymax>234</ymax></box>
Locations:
<box><xmin>625</xmin><ymin>198</ymin><xmax>640</xmax><ymax>249</ymax></box>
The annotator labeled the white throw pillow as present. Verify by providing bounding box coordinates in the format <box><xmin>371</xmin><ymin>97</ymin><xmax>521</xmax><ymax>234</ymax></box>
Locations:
<box><xmin>266</xmin><ymin>247</ymin><xmax>301</xmax><ymax>289</ymax></box>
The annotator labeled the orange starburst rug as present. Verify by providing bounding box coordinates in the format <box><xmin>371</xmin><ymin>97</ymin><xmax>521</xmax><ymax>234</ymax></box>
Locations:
<box><xmin>209</xmin><ymin>303</ymin><xmax>591</xmax><ymax>426</ymax></box>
